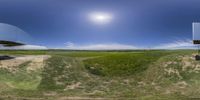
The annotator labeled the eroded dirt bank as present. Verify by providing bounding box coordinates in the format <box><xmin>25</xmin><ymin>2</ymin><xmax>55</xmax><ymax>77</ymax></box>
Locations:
<box><xmin>0</xmin><ymin>55</ymin><xmax>50</xmax><ymax>72</ymax></box>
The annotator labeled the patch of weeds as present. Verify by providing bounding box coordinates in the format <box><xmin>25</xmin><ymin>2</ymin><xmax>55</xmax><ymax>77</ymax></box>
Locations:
<box><xmin>83</xmin><ymin>52</ymin><xmax>170</xmax><ymax>77</ymax></box>
<box><xmin>38</xmin><ymin>55</ymin><xmax>82</xmax><ymax>90</ymax></box>
<box><xmin>85</xmin><ymin>64</ymin><xmax>105</xmax><ymax>76</ymax></box>
<box><xmin>0</xmin><ymin>61</ymin><xmax>41</xmax><ymax>90</ymax></box>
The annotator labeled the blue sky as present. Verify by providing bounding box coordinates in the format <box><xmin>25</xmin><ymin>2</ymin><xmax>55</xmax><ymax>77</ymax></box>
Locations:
<box><xmin>0</xmin><ymin>0</ymin><xmax>199</xmax><ymax>49</ymax></box>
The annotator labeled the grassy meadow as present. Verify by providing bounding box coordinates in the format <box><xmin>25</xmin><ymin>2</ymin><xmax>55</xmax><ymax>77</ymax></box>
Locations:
<box><xmin>0</xmin><ymin>50</ymin><xmax>200</xmax><ymax>99</ymax></box>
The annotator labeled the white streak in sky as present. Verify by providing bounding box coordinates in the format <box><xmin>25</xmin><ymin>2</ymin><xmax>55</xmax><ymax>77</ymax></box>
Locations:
<box><xmin>153</xmin><ymin>39</ymin><xmax>195</xmax><ymax>49</ymax></box>
<box><xmin>0</xmin><ymin>45</ymin><xmax>47</xmax><ymax>50</ymax></box>
<box><xmin>64</xmin><ymin>42</ymin><xmax>139</xmax><ymax>50</ymax></box>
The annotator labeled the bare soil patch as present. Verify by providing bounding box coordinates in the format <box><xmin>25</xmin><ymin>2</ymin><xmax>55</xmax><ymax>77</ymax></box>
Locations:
<box><xmin>0</xmin><ymin>55</ymin><xmax>50</xmax><ymax>72</ymax></box>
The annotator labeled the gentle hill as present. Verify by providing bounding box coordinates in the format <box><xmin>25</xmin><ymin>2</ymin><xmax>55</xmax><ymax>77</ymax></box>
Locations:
<box><xmin>0</xmin><ymin>50</ymin><xmax>199</xmax><ymax>100</ymax></box>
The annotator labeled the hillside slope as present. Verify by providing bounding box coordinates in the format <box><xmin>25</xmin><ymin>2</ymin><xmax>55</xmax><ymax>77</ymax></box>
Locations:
<box><xmin>0</xmin><ymin>51</ymin><xmax>199</xmax><ymax>99</ymax></box>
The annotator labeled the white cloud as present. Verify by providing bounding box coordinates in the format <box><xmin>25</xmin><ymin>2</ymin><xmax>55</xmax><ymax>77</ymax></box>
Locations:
<box><xmin>0</xmin><ymin>45</ymin><xmax>47</xmax><ymax>50</ymax></box>
<box><xmin>153</xmin><ymin>39</ymin><xmax>196</xmax><ymax>49</ymax></box>
<box><xmin>65</xmin><ymin>42</ymin><xmax>75</xmax><ymax>48</ymax></box>
<box><xmin>64</xmin><ymin>42</ymin><xmax>139</xmax><ymax>50</ymax></box>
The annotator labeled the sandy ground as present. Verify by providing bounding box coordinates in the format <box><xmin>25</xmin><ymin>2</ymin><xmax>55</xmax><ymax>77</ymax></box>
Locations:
<box><xmin>0</xmin><ymin>55</ymin><xmax>50</xmax><ymax>72</ymax></box>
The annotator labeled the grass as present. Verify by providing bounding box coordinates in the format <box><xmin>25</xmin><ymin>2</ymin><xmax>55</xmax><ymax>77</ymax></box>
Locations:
<box><xmin>83</xmin><ymin>52</ymin><xmax>170</xmax><ymax>76</ymax></box>
<box><xmin>0</xmin><ymin>61</ymin><xmax>41</xmax><ymax>90</ymax></box>
<box><xmin>0</xmin><ymin>50</ymin><xmax>199</xmax><ymax>99</ymax></box>
<box><xmin>38</xmin><ymin>55</ymin><xmax>80</xmax><ymax>90</ymax></box>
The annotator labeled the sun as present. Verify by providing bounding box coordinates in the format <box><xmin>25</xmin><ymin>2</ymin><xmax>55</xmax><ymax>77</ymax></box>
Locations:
<box><xmin>89</xmin><ymin>12</ymin><xmax>113</xmax><ymax>24</ymax></box>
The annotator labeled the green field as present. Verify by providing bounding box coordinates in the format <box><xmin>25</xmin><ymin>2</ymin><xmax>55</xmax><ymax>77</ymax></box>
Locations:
<box><xmin>0</xmin><ymin>50</ymin><xmax>199</xmax><ymax>100</ymax></box>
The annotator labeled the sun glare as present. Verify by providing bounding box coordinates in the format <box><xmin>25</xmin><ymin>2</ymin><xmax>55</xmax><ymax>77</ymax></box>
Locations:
<box><xmin>89</xmin><ymin>12</ymin><xmax>112</xmax><ymax>24</ymax></box>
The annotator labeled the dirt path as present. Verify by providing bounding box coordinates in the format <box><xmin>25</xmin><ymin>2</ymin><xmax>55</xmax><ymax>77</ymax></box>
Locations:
<box><xmin>0</xmin><ymin>96</ymin><xmax>124</xmax><ymax>100</ymax></box>
<box><xmin>0</xmin><ymin>55</ymin><xmax>50</xmax><ymax>72</ymax></box>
